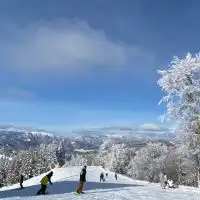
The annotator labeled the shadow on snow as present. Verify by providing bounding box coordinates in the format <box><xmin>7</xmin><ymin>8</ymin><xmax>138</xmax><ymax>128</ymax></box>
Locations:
<box><xmin>0</xmin><ymin>180</ymin><xmax>143</xmax><ymax>198</ymax></box>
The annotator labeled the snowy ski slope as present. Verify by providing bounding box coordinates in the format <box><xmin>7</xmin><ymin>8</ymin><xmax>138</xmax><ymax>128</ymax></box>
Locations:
<box><xmin>0</xmin><ymin>166</ymin><xmax>199</xmax><ymax>199</ymax></box>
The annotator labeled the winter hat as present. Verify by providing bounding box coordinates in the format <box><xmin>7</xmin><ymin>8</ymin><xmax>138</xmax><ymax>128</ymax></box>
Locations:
<box><xmin>49</xmin><ymin>171</ymin><xmax>53</xmax><ymax>176</ymax></box>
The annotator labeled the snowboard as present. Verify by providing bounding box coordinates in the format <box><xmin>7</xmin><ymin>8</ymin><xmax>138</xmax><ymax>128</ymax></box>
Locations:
<box><xmin>73</xmin><ymin>192</ymin><xmax>80</xmax><ymax>195</ymax></box>
<box><xmin>36</xmin><ymin>192</ymin><xmax>49</xmax><ymax>195</ymax></box>
<box><xmin>15</xmin><ymin>187</ymin><xmax>25</xmax><ymax>190</ymax></box>
<box><xmin>73</xmin><ymin>191</ymin><xmax>85</xmax><ymax>195</ymax></box>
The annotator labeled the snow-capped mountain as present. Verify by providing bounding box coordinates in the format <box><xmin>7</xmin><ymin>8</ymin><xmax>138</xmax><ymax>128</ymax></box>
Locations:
<box><xmin>0</xmin><ymin>125</ymin><xmax>54</xmax><ymax>137</ymax></box>
<box><xmin>0</xmin><ymin>124</ymin><xmax>176</xmax><ymax>156</ymax></box>
<box><xmin>0</xmin><ymin>125</ymin><xmax>107</xmax><ymax>154</ymax></box>
<box><xmin>0</xmin><ymin>126</ymin><xmax>58</xmax><ymax>153</ymax></box>
<box><xmin>70</xmin><ymin>125</ymin><xmax>177</xmax><ymax>142</ymax></box>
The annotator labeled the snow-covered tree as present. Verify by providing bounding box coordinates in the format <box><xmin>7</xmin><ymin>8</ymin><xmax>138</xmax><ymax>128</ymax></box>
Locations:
<box><xmin>0</xmin><ymin>157</ymin><xmax>10</xmax><ymax>186</ymax></box>
<box><xmin>157</xmin><ymin>53</ymin><xmax>200</xmax><ymax>187</ymax></box>
<box><xmin>98</xmin><ymin>144</ymin><xmax>135</xmax><ymax>174</ymax></box>
<box><xmin>182</xmin><ymin>135</ymin><xmax>200</xmax><ymax>187</ymax></box>
<box><xmin>0</xmin><ymin>144</ymin><xmax>57</xmax><ymax>187</ymax></box>
<box><xmin>100</xmin><ymin>139</ymin><xmax>117</xmax><ymax>150</ymax></box>
<box><xmin>56</xmin><ymin>140</ymin><xmax>66</xmax><ymax>167</ymax></box>
<box><xmin>35</xmin><ymin>144</ymin><xmax>57</xmax><ymax>174</ymax></box>
<box><xmin>157</xmin><ymin>53</ymin><xmax>200</xmax><ymax>135</ymax></box>
<box><xmin>127</xmin><ymin>142</ymin><xmax>169</xmax><ymax>182</ymax></box>
<box><xmin>66</xmin><ymin>154</ymin><xmax>86</xmax><ymax>166</ymax></box>
<box><xmin>164</xmin><ymin>145</ymin><xmax>190</xmax><ymax>185</ymax></box>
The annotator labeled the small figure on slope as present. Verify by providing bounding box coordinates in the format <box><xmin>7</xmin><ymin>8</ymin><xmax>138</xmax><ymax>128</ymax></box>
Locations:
<box><xmin>163</xmin><ymin>173</ymin><xmax>168</xmax><ymax>188</ymax></box>
<box><xmin>106</xmin><ymin>173</ymin><xmax>108</xmax><ymax>178</ymax></box>
<box><xmin>19</xmin><ymin>174</ymin><xmax>24</xmax><ymax>189</ymax></box>
<box><xmin>100</xmin><ymin>172</ymin><xmax>105</xmax><ymax>182</ymax></box>
<box><xmin>159</xmin><ymin>171</ymin><xmax>168</xmax><ymax>189</ymax></box>
<box><xmin>159</xmin><ymin>171</ymin><xmax>165</xmax><ymax>189</ymax></box>
<box><xmin>168</xmin><ymin>179</ymin><xmax>175</xmax><ymax>188</ymax></box>
<box><xmin>37</xmin><ymin>171</ymin><xmax>53</xmax><ymax>195</ymax></box>
<box><xmin>76</xmin><ymin>166</ymin><xmax>87</xmax><ymax>194</ymax></box>
<box><xmin>115</xmin><ymin>173</ymin><xmax>117</xmax><ymax>180</ymax></box>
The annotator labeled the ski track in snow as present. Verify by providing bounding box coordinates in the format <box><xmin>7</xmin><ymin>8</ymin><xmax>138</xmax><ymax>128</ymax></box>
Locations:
<box><xmin>0</xmin><ymin>166</ymin><xmax>199</xmax><ymax>200</ymax></box>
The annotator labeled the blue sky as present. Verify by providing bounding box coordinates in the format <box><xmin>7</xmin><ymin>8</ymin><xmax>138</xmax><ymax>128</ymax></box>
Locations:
<box><xmin>0</xmin><ymin>0</ymin><xmax>199</xmax><ymax>133</ymax></box>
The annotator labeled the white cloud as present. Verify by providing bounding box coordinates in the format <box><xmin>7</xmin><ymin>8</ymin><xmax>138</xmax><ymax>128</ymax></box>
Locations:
<box><xmin>138</xmin><ymin>123</ymin><xmax>162</xmax><ymax>131</ymax></box>
<box><xmin>4</xmin><ymin>19</ymin><xmax>153</xmax><ymax>73</ymax></box>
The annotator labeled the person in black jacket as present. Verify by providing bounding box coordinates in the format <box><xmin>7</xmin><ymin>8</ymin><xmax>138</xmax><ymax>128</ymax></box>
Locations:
<box><xmin>76</xmin><ymin>166</ymin><xmax>87</xmax><ymax>194</ymax></box>
<box><xmin>100</xmin><ymin>172</ymin><xmax>105</xmax><ymax>182</ymax></box>
<box><xmin>115</xmin><ymin>173</ymin><xmax>118</xmax><ymax>180</ymax></box>
<box><xmin>19</xmin><ymin>174</ymin><xmax>24</xmax><ymax>189</ymax></box>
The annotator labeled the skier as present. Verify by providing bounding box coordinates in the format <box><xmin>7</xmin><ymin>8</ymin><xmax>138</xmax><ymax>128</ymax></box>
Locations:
<box><xmin>19</xmin><ymin>174</ymin><xmax>24</xmax><ymax>189</ymax></box>
<box><xmin>76</xmin><ymin>166</ymin><xmax>87</xmax><ymax>194</ymax></box>
<box><xmin>115</xmin><ymin>173</ymin><xmax>117</xmax><ymax>180</ymax></box>
<box><xmin>100</xmin><ymin>172</ymin><xmax>105</xmax><ymax>182</ymax></box>
<box><xmin>159</xmin><ymin>171</ymin><xmax>165</xmax><ymax>189</ymax></box>
<box><xmin>106</xmin><ymin>173</ymin><xmax>108</xmax><ymax>178</ymax></box>
<box><xmin>37</xmin><ymin>171</ymin><xmax>53</xmax><ymax>195</ymax></box>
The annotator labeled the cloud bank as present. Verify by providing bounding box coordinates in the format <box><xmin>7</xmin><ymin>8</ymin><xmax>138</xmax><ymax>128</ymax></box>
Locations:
<box><xmin>2</xmin><ymin>19</ymin><xmax>153</xmax><ymax>73</ymax></box>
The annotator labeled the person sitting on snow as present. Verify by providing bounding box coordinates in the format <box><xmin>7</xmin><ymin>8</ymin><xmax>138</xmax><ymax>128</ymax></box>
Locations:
<box><xmin>37</xmin><ymin>171</ymin><xmax>53</xmax><ymax>195</ymax></box>
<box><xmin>168</xmin><ymin>179</ymin><xmax>175</xmax><ymax>188</ymax></box>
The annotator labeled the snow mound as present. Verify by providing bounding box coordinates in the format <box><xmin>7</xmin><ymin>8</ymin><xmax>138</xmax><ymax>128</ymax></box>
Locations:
<box><xmin>0</xmin><ymin>166</ymin><xmax>200</xmax><ymax>200</ymax></box>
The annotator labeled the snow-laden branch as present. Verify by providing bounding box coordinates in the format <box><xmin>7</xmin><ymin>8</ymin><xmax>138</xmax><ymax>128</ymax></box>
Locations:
<box><xmin>157</xmin><ymin>53</ymin><xmax>200</xmax><ymax>134</ymax></box>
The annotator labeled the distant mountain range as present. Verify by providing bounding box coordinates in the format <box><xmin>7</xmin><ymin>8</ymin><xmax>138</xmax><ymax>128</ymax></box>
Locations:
<box><xmin>0</xmin><ymin>124</ymin><xmax>177</xmax><ymax>155</ymax></box>
<box><xmin>70</xmin><ymin>125</ymin><xmax>176</xmax><ymax>141</ymax></box>
<box><xmin>0</xmin><ymin>125</ymin><xmax>106</xmax><ymax>154</ymax></box>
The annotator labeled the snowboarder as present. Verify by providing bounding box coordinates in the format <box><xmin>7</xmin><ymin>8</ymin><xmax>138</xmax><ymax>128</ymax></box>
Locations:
<box><xmin>76</xmin><ymin>166</ymin><xmax>87</xmax><ymax>194</ymax></box>
<box><xmin>100</xmin><ymin>172</ymin><xmax>105</xmax><ymax>182</ymax></box>
<box><xmin>37</xmin><ymin>171</ymin><xmax>53</xmax><ymax>195</ymax></box>
<box><xmin>115</xmin><ymin>173</ymin><xmax>117</xmax><ymax>180</ymax></box>
<box><xmin>159</xmin><ymin>171</ymin><xmax>165</xmax><ymax>189</ymax></box>
<box><xmin>19</xmin><ymin>174</ymin><xmax>24</xmax><ymax>189</ymax></box>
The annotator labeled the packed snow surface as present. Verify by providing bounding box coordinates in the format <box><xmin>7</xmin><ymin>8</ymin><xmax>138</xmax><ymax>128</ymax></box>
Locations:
<box><xmin>0</xmin><ymin>166</ymin><xmax>199</xmax><ymax>199</ymax></box>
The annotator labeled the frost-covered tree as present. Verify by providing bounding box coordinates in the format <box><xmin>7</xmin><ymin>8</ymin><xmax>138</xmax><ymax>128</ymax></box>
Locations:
<box><xmin>99</xmin><ymin>144</ymin><xmax>135</xmax><ymax>174</ymax></box>
<box><xmin>66</xmin><ymin>154</ymin><xmax>86</xmax><ymax>166</ymax></box>
<box><xmin>35</xmin><ymin>144</ymin><xmax>57</xmax><ymax>174</ymax></box>
<box><xmin>0</xmin><ymin>144</ymin><xmax>57</xmax><ymax>187</ymax></box>
<box><xmin>100</xmin><ymin>139</ymin><xmax>118</xmax><ymax>150</ymax></box>
<box><xmin>157</xmin><ymin>53</ymin><xmax>200</xmax><ymax>187</ymax></box>
<box><xmin>56</xmin><ymin>140</ymin><xmax>66</xmax><ymax>167</ymax></box>
<box><xmin>182</xmin><ymin>135</ymin><xmax>200</xmax><ymax>187</ymax></box>
<box><xmin>157</xmin><ymin>53</ymin><xmax>200</xmax><ymax>135</ymax></box>
<box><xmin>127</xmin><ymin>142</ymin><xmax>169</xmax><ymax>182</ymax></box>
<box><xmin>164</xmin><ymin>145</ymin><xmax>191</xmax><ymax>185</ymax></box>
<box><xmin>0</xmin><ymin>157</ymin><xmax>10</xmax><ymax>186</ymax></box>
